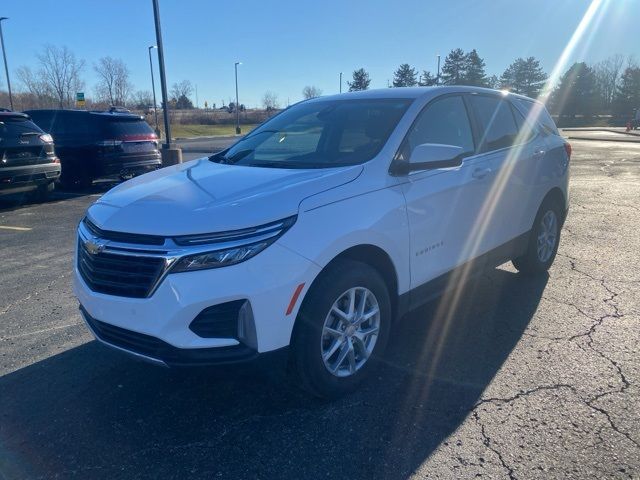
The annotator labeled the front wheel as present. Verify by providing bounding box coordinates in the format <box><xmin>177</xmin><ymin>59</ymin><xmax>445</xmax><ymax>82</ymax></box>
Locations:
<box><xmin>290</xmin><ymin>260</ymin><xmax>391</xmax><ymax>398</ymax></box>
<box><xmin>512</xmin><ymin>199</ymin><xmax>563</xmax><ymax>274</ymax></box>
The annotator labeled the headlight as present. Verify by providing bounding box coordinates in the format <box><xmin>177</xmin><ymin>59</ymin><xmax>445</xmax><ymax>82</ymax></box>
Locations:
<box><xmin>170</xmin><ymin>216</ymin><xmax>296</xmax><ymax>273</ymax></box>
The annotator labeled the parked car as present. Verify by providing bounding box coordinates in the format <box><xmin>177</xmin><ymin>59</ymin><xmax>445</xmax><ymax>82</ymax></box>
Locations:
<box><xmin>26</xmin><ymin>108</ymin><xmax>161</xmax><ymax>188</ymax></box>
<box><xmin>74</xmin><ymin>87</ymin><xmax>570</xmax><ymax>398</ymax></box>
<box><xmin>0</xmin><ymin>110</ymin><xmax>60</xmax><ymax>200</ymax></box>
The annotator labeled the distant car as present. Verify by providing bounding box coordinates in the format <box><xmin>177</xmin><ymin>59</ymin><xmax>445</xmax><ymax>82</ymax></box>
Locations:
<box><xmin>26</xmin><ymin>108</ymin><xmax>162</xmax><ymax>188</ymax></box>
<box><xmin>0</xmin><ymin>110</ymin><xmax>60</xmax><ymax>200</ymax></box>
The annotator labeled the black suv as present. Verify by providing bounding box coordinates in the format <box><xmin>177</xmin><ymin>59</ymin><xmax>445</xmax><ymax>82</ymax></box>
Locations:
<box><xmin>26</xmin><ymin>108</ymin><xmax>162</xmax><ymax>188</ymax></box>
<box><xmin>0</xmin><ymin>110</ymin><xmax>60</xmax><ymax>200</ymax></box>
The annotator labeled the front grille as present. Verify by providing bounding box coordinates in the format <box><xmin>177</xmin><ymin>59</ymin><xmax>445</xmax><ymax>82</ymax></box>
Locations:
<box><xmin>77</xmin><ymin>239</ymin><xmax>166</xmax><ymax>298</ymax></box>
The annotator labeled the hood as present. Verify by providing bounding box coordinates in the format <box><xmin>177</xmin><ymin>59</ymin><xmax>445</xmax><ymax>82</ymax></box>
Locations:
<box><xmin>87</xmin><ymin>158</ymin><xmax>362</xmax><ymax>236</ymax></box>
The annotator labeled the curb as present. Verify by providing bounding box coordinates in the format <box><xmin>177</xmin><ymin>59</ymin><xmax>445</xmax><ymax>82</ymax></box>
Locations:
<box><xmin>567</xmin><ymin>135</ymin><xmax>640</xmax><ymax>144</ymax></box>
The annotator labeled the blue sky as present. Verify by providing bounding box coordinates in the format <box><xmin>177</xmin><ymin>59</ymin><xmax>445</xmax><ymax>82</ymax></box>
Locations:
<box><xmin>1</xmin><ymin>0</ymin><xmax>639</xmax><ymax>107</ymax></box>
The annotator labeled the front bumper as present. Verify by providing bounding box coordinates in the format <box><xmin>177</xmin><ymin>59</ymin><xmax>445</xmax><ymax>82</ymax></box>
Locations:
<box><xmin>74</xmin><ymin>241</ymin><xmax>321</xmax><ymax>366</ymax></box>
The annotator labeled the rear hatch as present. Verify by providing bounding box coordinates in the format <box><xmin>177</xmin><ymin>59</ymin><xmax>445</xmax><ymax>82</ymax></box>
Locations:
<box><xmin>94</xmin><ymin>115</ymin><xmax>159</xmax><ymax>157</ymax></box>
<box><xmin>0</xmin><ymin>114</ymin><xmax>57</xmax><ymax>167</ymax></box>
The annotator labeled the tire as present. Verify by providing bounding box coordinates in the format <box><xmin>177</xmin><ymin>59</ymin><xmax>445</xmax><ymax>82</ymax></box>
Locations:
<box><xmin>290</xmin><ymin>260</ymin><xmax>391</xmax><ymax>399</ymax></box>
<box><xmin>512</xmin><ymin>198</ymin><xmax>563</xmax><ymax>274</ymax></box>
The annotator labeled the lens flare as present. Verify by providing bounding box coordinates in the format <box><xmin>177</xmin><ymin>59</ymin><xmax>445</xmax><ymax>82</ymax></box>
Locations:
<box><xmin>394</xmin><ymin>0</ymin><xmax>610</xmax><ymax>450</ymax></box>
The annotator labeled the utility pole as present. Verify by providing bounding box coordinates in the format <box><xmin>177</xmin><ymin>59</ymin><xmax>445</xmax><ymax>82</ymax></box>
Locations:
<box><xmin>0</xmin><ymin>18</ymin><xmax>13</xmax><ymax>110</ymax></box>
<box><xmin>148</xmin><ymin>45</ymin><xmax>160</xmax><ymax>137</ymax></box>
<box><xmin>436</xmin><ymin>54</ymin><xmax>441</xmax><ymax>85</ymax></box>
<box><xmin>151</xmin><ymin>0</ymin><xmax>181</xmax><ymax>164</ymax></box>
<box><xmin>195</xmin><ymin>84</ymin><xmax>198</xmax><ymax>109</ymax></box>
<box><xmin>234</xmin><ymin>62</ymin><xmax>241</xmax><ymax>134</ymax></box>
<box><xmin>339</xmin><ymin>72</ymin><xmax>343</xmax><ymax>93</ymax></box>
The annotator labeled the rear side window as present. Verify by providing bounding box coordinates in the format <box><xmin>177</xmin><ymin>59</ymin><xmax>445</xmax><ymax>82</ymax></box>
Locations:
<box><xmin>469</xmin><ymin>95</ymin><xmax>518</xmax><ymax>152</ymax></box>
<box><xmin>509</xmin><ymin>104</ymin><xmax>537</xmax><ymax>143</ymax></box>
<box><xmin>98</xmin><ymin>118</ymin><xmax>154</xmax><ymax>138</ymax></box>
<box><xmin>403</xmin><ymin>95</ymin><xmax>475</xmax><ymax>158</ymax></box>
<box><xmin>514</xmin><ymin>98</ymin><xmax>559</xmax><ymax>136</ymax></box>
<box><xmin>0</xmin><ymin>118</ymin><xmax>43</xmax><ymax>136</ymax></box>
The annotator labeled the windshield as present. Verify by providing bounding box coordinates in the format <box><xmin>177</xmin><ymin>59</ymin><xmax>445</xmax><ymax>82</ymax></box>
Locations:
<box><xmin>214</xmin><ymin>98</ymin><xmax>412</xmax><ymax>168</ymax></box>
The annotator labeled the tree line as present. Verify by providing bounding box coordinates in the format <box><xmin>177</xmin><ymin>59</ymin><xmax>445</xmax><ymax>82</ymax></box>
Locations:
<box><xmin>7</xmin><ymin>44</ymin><xmax>198</xmax><ymax>112</ymax></box>
<box><xmin>347</xmin><ymin>49</ymin><xmax>640</xmax><ymax>118</ymax></box>
<box><xmin>4</xmin><ymin>44</ymin><xmax>640</xmax><ymax>120</ymax></box>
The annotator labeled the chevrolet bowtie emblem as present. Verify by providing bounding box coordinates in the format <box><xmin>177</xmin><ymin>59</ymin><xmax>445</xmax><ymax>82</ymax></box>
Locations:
<box><xmin>85</xmin><ymin>239</ymin><xmax>106</xmax><ymax>255</ymax></box>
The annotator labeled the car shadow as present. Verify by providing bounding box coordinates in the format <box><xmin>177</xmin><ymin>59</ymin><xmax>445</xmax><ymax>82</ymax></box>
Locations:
<box><xmin>0</xmin><ymin>268</ymin><xmax>547</xmax><ymax>479</ymax></box>
<box><xmin>0</xmin><ymin>181</ymin><xmax>118</xmax><ymax>213</ymax></box>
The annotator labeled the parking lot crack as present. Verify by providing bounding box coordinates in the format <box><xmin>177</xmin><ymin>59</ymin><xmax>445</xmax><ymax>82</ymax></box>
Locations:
<box><xmin>473</xmin><ymin>410</ymin><xmax>517</xmax><ymax>480</ymax></box>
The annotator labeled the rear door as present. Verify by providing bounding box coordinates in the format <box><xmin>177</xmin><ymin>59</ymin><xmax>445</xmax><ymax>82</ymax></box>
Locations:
<box><xmin>0</xmin><ymin>116</ymin><xmax>52</xmax><ymax>167</ymax></box>
<box><xmin>466</xmin><ymin>94</ymin><xmax>532</xmax><ymax>249</ymax></box>
<box><xmin>400</xmin><ymin>94</ymin><xmax>494</xmax><ymax>291</ymax></box>
<box><xmin>99</xmin><ymin>117</ymin><xmax>158</xmax><ymax>156</ymax></box>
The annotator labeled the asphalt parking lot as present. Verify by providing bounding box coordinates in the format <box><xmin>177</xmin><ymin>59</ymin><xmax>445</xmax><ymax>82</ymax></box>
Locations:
<box><xmin>1</xmin><ymin>137</ymin><xmax>639</xmax><ymax>479</ymax></box>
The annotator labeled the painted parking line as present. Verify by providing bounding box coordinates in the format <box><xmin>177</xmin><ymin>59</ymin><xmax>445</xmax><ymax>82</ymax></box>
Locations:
<box><xmin>0</xmin><ymin>225</ymin><xmax>32</xmax><ymax>231</ymax></box>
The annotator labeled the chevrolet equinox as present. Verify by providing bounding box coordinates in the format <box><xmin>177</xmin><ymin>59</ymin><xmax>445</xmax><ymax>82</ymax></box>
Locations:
<box><xmin>74</xmin><ymin>87</ymin><xmax>570</xmax><ymax>398</ymax></box>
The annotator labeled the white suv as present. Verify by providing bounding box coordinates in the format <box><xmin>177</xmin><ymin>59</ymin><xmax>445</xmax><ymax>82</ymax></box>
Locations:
<box><xmin>74</xmin><ymin>87</ymin><xmax>570</xmax><ymax>397</ymax></box>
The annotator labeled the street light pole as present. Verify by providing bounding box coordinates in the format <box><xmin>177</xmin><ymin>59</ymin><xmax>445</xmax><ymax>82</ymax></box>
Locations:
<box><xmin>0</xmin><ymin>18</ymin><xmax>13</xmax><ymax>110</ymax></box>
<box><xmin>234</xmin><ymin>62</ymin><xmax>241</xmax><ymax>135</ymax></box>
<box><xmin>151</xmin><ymin>0</ymin><xmax>172</xmax><ymax>148</ymax></box>
<box><xmin>339</xmin><ymin>72</ymin><xmax>343</xmax><ymax>93</ymax></box>
<box><xmin>148</xmin><ymin>45</ymin><xmax>160</xmax><ymax>137</ymax></box>
<box><xmin>436</xmin><ymin>54</ymin><xmax>441</xmax><ymax>86</ymax></box>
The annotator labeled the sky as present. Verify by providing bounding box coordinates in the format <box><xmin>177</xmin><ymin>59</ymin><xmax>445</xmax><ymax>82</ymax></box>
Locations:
<box><xmin>1</xmin><ymin>0</ymin><xmax>639</xmax><ymax>108</ymax></box>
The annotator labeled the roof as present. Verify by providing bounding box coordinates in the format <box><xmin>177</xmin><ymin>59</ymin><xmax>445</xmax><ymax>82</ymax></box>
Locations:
<box><xmin>0</xmin><ymin>111</ymin><xmax>30</xmax><ymax>120</ymax></box>
<box><xmin>306</xmin><ymin>86</ymin><xmax>537</xmax><ymax>103</ymax></box>
<box><xmin>25</xmin><ymin>109</ymin><xmax>143</xmax><ymax>120</ymax></box>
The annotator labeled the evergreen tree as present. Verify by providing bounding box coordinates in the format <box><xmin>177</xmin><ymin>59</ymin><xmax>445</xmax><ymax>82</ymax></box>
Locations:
<box><xmin>440</xmin><ymin>48</ymin><xmax>466</xmax><ymax>85</ymax></box>
<box><xmin>392</xmin><ymin>64</ymin><xmax>418</xmax><ymax>87</ymax></box>
<box><xmin>418</xmin><ymin>71</ymin><xmax>437</xmax><ymax>86</ymax></box>
<box><xmin>613</xmin><ymin>67</ymin><xmax>640</xmax><ymax>117</ymax></box>
<box><xmin>500</xmin><ymin>57</ymin><xmax>547</xmax><ymax>97</ymax></box>
<box><xmin>348</xmin><ymin>68</ymin><xmax>371</xmax><ymax>91</ymax></box>
<box><xmin>549</xmin><ymin>62</ymin><xmax>598</xmax><ymax>117</ymax></box>
<box><xmin>462</xmin><ymin>49</ymin><xmax>488</xmax><ymax>87</ymax></box>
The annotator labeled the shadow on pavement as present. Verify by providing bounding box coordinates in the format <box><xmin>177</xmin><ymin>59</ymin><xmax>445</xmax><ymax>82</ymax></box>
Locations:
<box><xmin>0</xmin><ymin>268</ymin><xmax>547</xmax><ymax>479</ymax></box>
<box><xmin>0</xmin><ymin>181</ymin><xmax>117</xmax><ymax>213</ymax></box>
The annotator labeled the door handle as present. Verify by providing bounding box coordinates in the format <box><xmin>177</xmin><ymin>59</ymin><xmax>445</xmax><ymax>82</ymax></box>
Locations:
<box><xmin>472</xmin><ymin>167</ymin><xmax>492</xmax><ymax>179</ymax></box>
<box><xmin>533</xmin><ymin>149</ymin><xmax>546</xmax><ymax>159</ymax></box>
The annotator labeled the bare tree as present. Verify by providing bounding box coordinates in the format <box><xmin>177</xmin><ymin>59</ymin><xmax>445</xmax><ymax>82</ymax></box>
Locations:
<box><xmin>302</xmin><ymin>85</ymin><xmax>322</xmax><ymax>99</ymax></box>
<box><xmin>593</xmin><ymin>54</ymin><xmax>625</xmax><ymax>109</ymax></box>
<box><xmin>132</xmin><ymin>90</ymin><xmax>154</xmax><ymax>110</ymax></box>
<box><xmin>262</xmin><ymin>91</ymin><xmax>279</xmax><ymax>110</ymax></box>
<box><xmin>16</xmin><ymin>66</ymin><xmax>55</xmax><ymax>106</ymax></box>
<box><xmin>36</xmin><ymin>45</ymin><xmax>85</xmax><ymax>108</ymax></box>
<box><xmin>170</xmin><ymin>80</ymin><xmax>193</xmax><ymax>102</ymax></box>
<box><xmin>94</xmin><ymin>57</ymin><xmax>133</xmax><ymax>106</ymax></box>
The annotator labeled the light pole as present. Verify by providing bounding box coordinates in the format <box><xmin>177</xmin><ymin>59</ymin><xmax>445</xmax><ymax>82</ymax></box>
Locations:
<box><xmin>0</xmin><ymin>18</ymin><xmax>13</xmax><ymax>110</ymax></box>
<box><xmin>436</xmin><ymin>54</ymin><xmax>441</xmax><ymax>86</ymax></box>
<box><xmin>148</xmin><ymin>45</ymin><xmax>160</xmax><ymax>137</ymax></box>
<box><xmin>339</xmin><ymin>72</ymin><xmax>343</xmax><ymax>93</ymax></box>
<box><xmin>234</xmin><ymin>62</ymin><xmax>241</xmax><ymax>135</ymax></box>
<box><xmin>151</xmin><ymin>0</ymin><xmax>181</xmax><ymax>166</ymax></box>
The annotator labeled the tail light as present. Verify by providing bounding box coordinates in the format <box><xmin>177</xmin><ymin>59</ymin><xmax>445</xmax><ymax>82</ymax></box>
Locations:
<box><xmin>564</xmin><ymin>142</ymin><xmax>572</xmax><ymax>159</ymax></box>
<box><xmin>39</xmin><ymin>134</ymin><xmax>54</xmax><ymax>144</ymax></box>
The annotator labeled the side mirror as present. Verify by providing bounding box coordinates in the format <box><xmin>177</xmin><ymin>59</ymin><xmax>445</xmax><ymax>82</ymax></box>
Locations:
<box><xmin>391</xmin><ymin>143</ymin><xmax>464</xmax><ymax>174</ymax></box>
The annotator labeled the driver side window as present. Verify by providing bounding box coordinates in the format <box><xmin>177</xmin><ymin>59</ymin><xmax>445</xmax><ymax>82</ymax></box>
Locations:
<box><xmin>402</xmin><ymin>95</ymin><xmax>475</xmax><ymax>160</ymax></box>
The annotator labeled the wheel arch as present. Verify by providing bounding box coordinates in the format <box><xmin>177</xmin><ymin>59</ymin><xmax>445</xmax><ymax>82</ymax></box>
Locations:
<box><xmin>542</xmin><ymin>187</ymin><xmax>567</xmax><ymax>223</ymax></box>
<box><xmin>299</xmin><ymin>244</ymin><xmax>400</xmax><ymax>323</ymax></box>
